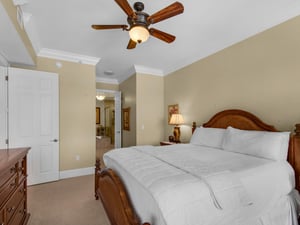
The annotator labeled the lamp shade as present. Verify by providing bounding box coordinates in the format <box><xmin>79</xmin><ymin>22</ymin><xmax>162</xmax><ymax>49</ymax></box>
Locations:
<box><xmin>169</xmin><ymin>114</ymin><xmax>184</xmax><ymax>125</ymax></box>
<box><xmin>129</xmin><ymin>26</ymin><xmax>149</xmax><ymax>43</ymax></box>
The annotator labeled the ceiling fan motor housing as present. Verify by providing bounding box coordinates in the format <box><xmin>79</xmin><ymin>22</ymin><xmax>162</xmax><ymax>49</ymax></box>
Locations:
<box><xmin>127</xmin><ymin>2</ymin><xmax>150</xmax><ymax>43</ymax></box>
<box><xmin>127</xmin><ymin>2</ymin><xmax>150</xmax><ymax>28</ymax></box>
<box><xmin>133</xmin><ymin>2</ymin><xmax>144</xmax><ymax>11</ymax></box>
<box><xmin>127</xmin><ymin>12</ymin><xmax>150</xmax><ymax>26</ymax></box>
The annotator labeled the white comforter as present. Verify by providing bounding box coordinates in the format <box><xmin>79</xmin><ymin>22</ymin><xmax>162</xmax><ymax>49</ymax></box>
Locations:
<box><xmin>103</xmin><ymin>144</ymin><xmax>298</xmax><ymax>225</ymax></box>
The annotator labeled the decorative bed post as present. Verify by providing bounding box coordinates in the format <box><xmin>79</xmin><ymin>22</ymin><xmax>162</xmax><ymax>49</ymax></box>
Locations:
<box><xmin>192</xmin><ymin>121</ymin><xmax>196</xmax><ymax>133</ymax></box>
<box><xmin>290</xmin><ymin>124</ymin><xmax>300</xmax><ymax>191</ymax></box>
<box><xmin>95</xmin><ymin>158</ymin><xmax>101</xmax><ymax>200</ymax></box>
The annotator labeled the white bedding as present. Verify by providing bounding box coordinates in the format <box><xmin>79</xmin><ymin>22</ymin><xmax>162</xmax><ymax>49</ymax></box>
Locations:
<box><xmin>103</xmin><ymin>144</ymin><xmax>299</xmax><ymax>225</ymax></box>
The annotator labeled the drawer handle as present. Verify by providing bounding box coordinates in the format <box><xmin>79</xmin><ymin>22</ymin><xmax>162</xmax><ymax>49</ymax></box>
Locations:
<box><xmin>19</xmin><ymin>188</ymin><xmax>26</xmax><ymax>194</ymax></box>
<box><xmin>19</xmin><ymin>209</ymin><xmax>26</xmax><ymax>214</ymax></box>
<box><xmin>10</xmin><ymin>167</ymin><xmax>16</xmax><ymax>173</ymax></box>
<box><xmin>7</xmin><ymin>206</ymin><xmax>15</xmax><ymax>213</ymax></box>
<box><xmin>10</xmin><ymin>182</ymin><xmax>16</xmax><ymax>187</ymax></box>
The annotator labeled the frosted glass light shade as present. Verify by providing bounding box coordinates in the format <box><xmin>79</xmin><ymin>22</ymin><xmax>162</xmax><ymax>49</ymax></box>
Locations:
<box><xmin>129</xmin><ymin>26</ymin><xmax>149</xmax><ymax>43</ymax></box>
<box><xmin>96</xmin><ymin>95</ymin><xmax>105</xmax><ymax>101</ymax></box>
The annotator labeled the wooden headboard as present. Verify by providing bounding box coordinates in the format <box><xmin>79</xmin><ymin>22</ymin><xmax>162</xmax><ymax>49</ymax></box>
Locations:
<box><xmin>192</xmin><ymin>109</ymin><xmax>300</xmax><ymax>191</ymax></box>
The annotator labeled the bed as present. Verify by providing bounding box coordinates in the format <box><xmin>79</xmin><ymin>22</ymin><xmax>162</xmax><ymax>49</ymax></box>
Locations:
<box><xmin>95</xmin><ymin>109</ymin><xmax>300</xmax><ymax>225</ymax></box>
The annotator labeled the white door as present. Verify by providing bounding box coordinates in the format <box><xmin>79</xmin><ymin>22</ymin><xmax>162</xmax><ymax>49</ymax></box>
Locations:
<box><xmin>0</xmin><ymin>66</ymin><xmax>7</xmax><ymax>149</ymax></box>
<box><xmin>114</xmin><ymin>91</ymin><xmax>121</xmax><ymax>148</ymax></box>
<box><xmin>8</xmin><ymin>67</ymin><xmax>59</xmax><ymax>185</ymax></box>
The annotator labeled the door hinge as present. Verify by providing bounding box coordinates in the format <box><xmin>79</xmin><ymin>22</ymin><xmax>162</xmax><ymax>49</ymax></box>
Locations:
<box><xmin>5</xmin><ymin>139</ymin><xmax>8</xmax><ymax>145</ymax></box>
<box><xmin>5</xmin><ymin>75</ymin><xmax>8</xmax><ymax>81</ymax></box>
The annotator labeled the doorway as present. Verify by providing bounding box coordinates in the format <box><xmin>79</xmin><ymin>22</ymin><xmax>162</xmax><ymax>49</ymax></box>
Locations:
<box><xmin>95</xmin><ymin>89</ymin><xmax>121</xmax><ymax>162</ymax></box>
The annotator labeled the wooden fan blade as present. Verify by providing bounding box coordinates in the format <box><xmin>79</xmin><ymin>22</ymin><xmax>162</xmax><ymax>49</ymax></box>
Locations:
<box><xmin>114</xmin><ymin>0</ymin><xmax>135</xmax><ymax>17</ymax></box>
<box><xmin>91</xmin><ymin>25</ymin><xmax>128</xmax><ymax>30</ymax></box>
<box><xmin>127</xmin><ymin>39</ymin><xmax>137</xmax><ymax>49</ymax></box>
<box><xmin>149</xmin><ymin>28</ymin><xmax>176</xmax><ymax>43</ymax></box>
<box><xmin>147</xmin><ymin>2</ymin><xmax>184</xmax><ymax>24</ymax></box>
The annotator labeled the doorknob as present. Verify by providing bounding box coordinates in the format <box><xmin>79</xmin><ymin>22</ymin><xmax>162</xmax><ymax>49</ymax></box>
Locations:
<box><xmin>50</xmin><ymin>139</ymin><xmax>58</xmax><ymax>142</ymax></box>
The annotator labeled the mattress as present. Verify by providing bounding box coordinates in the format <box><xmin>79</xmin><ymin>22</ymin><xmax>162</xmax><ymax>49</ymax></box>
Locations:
<box><xmin>103</xmin><ymin>144</ymin><xmax>299</xmax><ymax>225</ymax></box>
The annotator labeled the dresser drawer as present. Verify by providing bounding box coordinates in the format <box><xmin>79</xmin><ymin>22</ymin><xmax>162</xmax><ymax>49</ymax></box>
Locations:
<box><xmin>0</xmin><ymin>148</ymin><xmax>30</xmax><ymax>225</ymax></box>
<box><xmin>7</xmin><ymin>198</ymin><xmax>26</xmax><ymax>225</ymax></box>
<box><xmin>5</xmin><ymin>184</ymin><xmax>25</xmax><ymax>224</ymax></box>
<box><xmin>0</xmin><ymin>208</ymin><xmax>4</xmax><ymax>225</ymax></box>
<box><xmin>0</xmin><ymin>174</ymin><xmax>18</xmax><ymax>208</ymax></box>
<box><xmin>0</xmin><ymin>163</ymin><xmax>18</xmax><ymax>187</ymax></box>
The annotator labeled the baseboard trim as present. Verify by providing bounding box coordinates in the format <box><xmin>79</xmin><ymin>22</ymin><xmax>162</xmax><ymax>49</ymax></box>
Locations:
<box><xmin>59</xmin><ymin>167</ymin><xmax>94</xmax><ymax>179</ymax></box>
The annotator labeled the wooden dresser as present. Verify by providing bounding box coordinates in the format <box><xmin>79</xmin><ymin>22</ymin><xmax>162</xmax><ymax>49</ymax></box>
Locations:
<box><xmin>0</xmin><ymin>148</ymin><xmax>30</xmax><ymax>225</ymax></box>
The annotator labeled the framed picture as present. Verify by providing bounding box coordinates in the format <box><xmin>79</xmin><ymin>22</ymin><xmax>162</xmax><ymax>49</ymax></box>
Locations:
<box><xmin>168</xmin><ymin>104</ymin><xmax>179</xmax><ymax>124</ymax></box>
<box><xmin>123</xmin><ymin>107</ymin><xmax>130</xmax><ymax>131</ymax></box>
<box><xmin>96</xmin><ymin>107</ymin><xmax>100</xmax><ymax>124</ymax></box>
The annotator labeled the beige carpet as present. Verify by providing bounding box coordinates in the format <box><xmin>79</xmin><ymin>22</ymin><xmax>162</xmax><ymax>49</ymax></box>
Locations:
<box><xmin>27</xmin><ymin>175</ymin><xmax>110</xmax><ymax>225</ymax></box>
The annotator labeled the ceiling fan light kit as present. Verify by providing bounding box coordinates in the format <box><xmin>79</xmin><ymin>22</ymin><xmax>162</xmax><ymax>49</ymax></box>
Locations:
<box><xmin>129</xmin><ymin>26</ymin><xmax>149</xmax><ymax>43</ymax></box>
<box><xmin>92</xmin><ymin>0</ymin><xmax>184</xmax><ymax>49</ymax></box>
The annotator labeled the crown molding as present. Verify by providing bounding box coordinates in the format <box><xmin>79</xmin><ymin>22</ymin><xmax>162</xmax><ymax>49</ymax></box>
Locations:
<box><xmin>12</xmin><ymin>0</ymin><xmax>28</xmax><ymax>6</ymax></box>
<box><xmin>134</xmin><ymin>65</ymin><xmax>164</xmax><ymax>76</ymax></box>
<box><xmin>95</xmin><ymin>64</ymin><xmax>166</xmax><ymax>85</ymax></box>
<box><xmin>38</xmin><ymin>48</ymin><xmax>101</xmax><ymax>65</ymax></box>
<box><xmin>96</xmin><ymin>77</ymin><xmax>119</xmax><ymax>84</ymax></box>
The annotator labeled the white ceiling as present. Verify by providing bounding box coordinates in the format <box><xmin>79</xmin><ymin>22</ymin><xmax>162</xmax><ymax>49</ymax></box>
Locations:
<box><xmin>2</xmin><ymin>0</ymin><xmax>300</xmax><ymax>83</ymax></box>
<box><xmin>0</xmin><ymin>2</ymin><xmax>34</xmax><ymax>66</ymax></box>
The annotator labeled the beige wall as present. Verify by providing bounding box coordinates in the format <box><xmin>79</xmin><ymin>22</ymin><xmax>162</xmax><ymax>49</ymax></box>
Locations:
<box><xmin>17</xmin><ymin>57</ymin><xmax>96</xmax><ymax>171</ymax></box>
<box><xmin>5</xmin><ymin>0</ymin><xmax>300</xmax><ymax>160</ymax></box>
<box><xmin>96</xmin><ymin>82</ymin><xmax>119</xmax><ymax>91</ymax></box>
<box><xmin>136</xmin><ymin>73</ymin><xmax>164</xmax><ymax>146</ymax></box>
<box><xmin>119</xmin><ymin>74</ymin><xmax>137</xmax><ymax>147</ymax></box>
<box><xmin>3</xmin><ymin>0</ymin><xmax>96</xmax><ymax>171</ymax></box>
<box><xmin>165</xmin><ymin>15</ymin><xmax>300</xmax><ymax>142</ymax></box>
<box><xmin>119</xmin><ymin>73</ymin><xmax>164</xmax><ymax>146</ymax></box>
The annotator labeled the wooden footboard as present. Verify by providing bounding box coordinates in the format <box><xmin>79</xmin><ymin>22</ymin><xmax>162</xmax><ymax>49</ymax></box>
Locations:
<box><xmin>95</xmin><ymin>109</ymin><xmax>300</xmax><ymax>225</ymax></box>
<box><xmin>95</xmin><ymin>160</ymin><xmax>150</xmax><ymax>225</ymax></box>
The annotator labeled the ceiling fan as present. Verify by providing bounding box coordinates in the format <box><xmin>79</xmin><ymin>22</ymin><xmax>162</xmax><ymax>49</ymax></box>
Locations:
<box><xmin>91</xmin><ymin>0</ymin><xmax>184</xmax><ymax>49</ymax></box>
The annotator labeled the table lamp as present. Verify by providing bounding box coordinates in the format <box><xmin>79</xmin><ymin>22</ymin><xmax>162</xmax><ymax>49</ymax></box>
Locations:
<box><xmin>169</xmin><ymin>114</ymin><xmax>184</xmax><ymax>143</ymax></box>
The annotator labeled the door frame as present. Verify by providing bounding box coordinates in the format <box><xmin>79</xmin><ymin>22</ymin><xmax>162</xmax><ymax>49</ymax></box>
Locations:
<box><xmin>96</xmin><ymin>89</ymin><xmax>121</xmax><ymax>148</ymax></box>
<box><xmin>0</xmin><ymin>66</ymin><xmax>8</xmax><ymax>149</ymax></box>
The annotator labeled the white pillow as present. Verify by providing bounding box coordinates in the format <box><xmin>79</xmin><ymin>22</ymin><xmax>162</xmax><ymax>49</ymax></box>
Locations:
<box><xmin>222</xmin><ymin>126</ymin><xmax>290</xmax><ymax>161</ymax></box>
<box><xmin>190</xmin><ymin>126</ymin><xmax>225</xmax><ymax>149</ymax></box>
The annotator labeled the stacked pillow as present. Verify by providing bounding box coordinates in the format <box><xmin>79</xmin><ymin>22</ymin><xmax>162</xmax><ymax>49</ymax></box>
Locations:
<box><xmin>190</xmin><ymin>126</ymin><xmax>290</xmax><ymax>161</ymax></box>
<box><xmin>190</xmin><ymin>126</ymin><xmax>225</xmax><ymax>149</ymax></box>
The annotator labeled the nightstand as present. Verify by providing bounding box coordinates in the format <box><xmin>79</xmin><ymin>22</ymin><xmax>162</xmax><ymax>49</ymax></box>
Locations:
<box><xmin>160</xmin><ymin>141</ymin><xmax>177</xmax><ymax>146</ymax></box>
